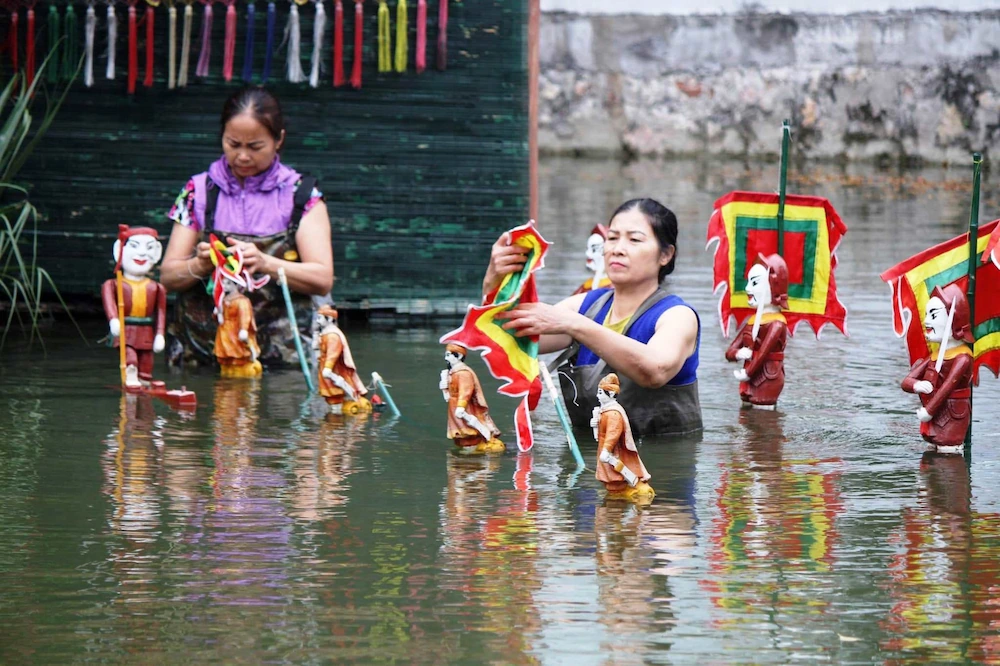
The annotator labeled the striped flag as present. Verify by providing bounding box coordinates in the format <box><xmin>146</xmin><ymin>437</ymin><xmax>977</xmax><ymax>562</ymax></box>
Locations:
<box><xmin>983</xmin><ymin>219</ymin><xmax>1000</xmax><ymax>270</ymax></box>
<box><xmin>880</xmin><ymin>218</ymin><xmax>1000</xmax><ymax>381</ymax></box>
<box><xmin>440</xmin><ymin>221</ymin><xmax>550</xmax><ymax>452</ymax></box>
<box><xmin>707</xmin><ymin>191</ymin><xmax>849</xmax><ymax>338</ymax></box>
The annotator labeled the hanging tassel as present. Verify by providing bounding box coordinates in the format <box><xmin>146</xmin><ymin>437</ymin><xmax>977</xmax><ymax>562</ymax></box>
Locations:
<box><xmin>143</xmin><ymin>2</ymin><xmax>154</xmax><ymax>87</ymax></box>
<box><xmin>436</xmin><ymin>0</ymin><xmax>446</xmax><ymax>70</ymax></box>
<box><xmin>393</xmin><ymin>0</ymin><xmax>405</xmax><ymax>73</ymax></box>
<box><xmin>84</xmin><ymin>3</ymin><xmax>96</xmax><ymax>85</ymax></box>
<box><xmin>332</xmin><ymin>0</ymin><xmax>343</xmax><ymax>86</ymax></box>
<box><xmin>62</xmin><ymin>3</ymin><xmax>78</xmax><ymax>80</ymax></box>
<box><xmin>167</xmin><ymin>1</ymin><xmax>176</xmax><ymax>87</ymax></box>
<box><xmin>261</xmin><ymin>0</ymin><xmax>274</xmax><ymax>80</ymax></box>
<box><xmin>349</xmin><ymin>0</ymin><xmax>361</xmax><ymax>88</ymax></box>
<box><xmin>105</xmin><ymin>2</ymin><xmax>116</xmax><ymax>79</ymax></box>
<box><xmin>376</xmin><ymin>0</ymin><xmax>389</xmax><ymax>73</ymax></box>
<box><xmin>126</xmin><ymin>1</ymin><xmax>137</xmax><ymax>92</ymax></box>
<box><xmin>415</xmin><ymin>0</ymin><xmax>425</xmax><ymax>73</ymax></box>
<box><xmin>285</xmin><ymin>1</ymin><xmax>304</xmax><ymax>83</ymax></box>
<box><xmin>178</xmin><ymin>1</ymin><xmax>192</xmax><ymax>85</ymax></box>
<box><xmin>195</xmin><ymin>1</ymin><xmax>212</xmax><ymax>77</ymax></box>
<box><xmin>308</xmin><ymin>0</ymin><xmax>324</xmax><ymax>88</ymax></box>
<box><xmin>241</xmin><ymin>1</ymin><xmax>254</xmax><ymax>81</ymax></box>
<box><xmin>10</xmin><ymin>8</ymin><xmax>19</xmax><ymax>74</ymax></box>
<box><xmin>46</xmin><ymin>4</ymin><xmax>59</xmax><ymax>83</ymax></box>
<box><xmin>26</xmin><ymin>7</ymin><xmax>36</xmax><ymax>85</ymax></box>
<box><xmin>222</xmin><ymin>0</ymin><xmax>235</xmax><ymax>81</ymax></box>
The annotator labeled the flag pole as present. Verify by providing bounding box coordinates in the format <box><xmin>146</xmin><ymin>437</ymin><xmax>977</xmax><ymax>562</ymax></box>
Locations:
<box><xmin>777</xmin><ymin>119</ymin><xmax>790</xmax><ymax>257</ymax></box>
<box><xmin>964</xmin><ymin>152</ymin><xmax>982</xmax><ymax>449</ymax></box>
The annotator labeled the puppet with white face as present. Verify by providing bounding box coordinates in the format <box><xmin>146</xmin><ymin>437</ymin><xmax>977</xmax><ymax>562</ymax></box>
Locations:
<box><xmin>573</xmin><ymin>224</ymin><xmax>613</xmax><ymax>295</ymax></box>
<box><xmin>901</xmin><ymin>284</ymin><xmax>974</xmax><ymax>453</ymax></box>
<box><xmin>101</xmin><ymin>225</ymin><xmax>167</xmax><ymax>388</ymax></box>
<box><xmin>725</xmin><ymin>253</ymin><xmax>789</xmax><ymax>408</ymax></box>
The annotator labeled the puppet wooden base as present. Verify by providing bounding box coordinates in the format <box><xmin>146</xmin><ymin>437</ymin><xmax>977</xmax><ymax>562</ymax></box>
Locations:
<box><xmin>114</xmin><ymin>380</ymin><xmax>197</xmax><ymax>411</ymax></box>
<box><xmin>605</xmin><ymin>481</ymin><xmax>656</xmax><ymax>504</ymax></box>
<box><xmin>343</xmin><ymin>397</ymin><xmax>373</xmax><ymax>415</ymax></box>
<box><xmin>454</xmin><ymin>437</ymin><xmax>505</xmax><ymax>455</ymax></box>
<box><xmin>220</xmin><ymin>361</ymin><xmax>263</xmax><ymax>378</ymax></box>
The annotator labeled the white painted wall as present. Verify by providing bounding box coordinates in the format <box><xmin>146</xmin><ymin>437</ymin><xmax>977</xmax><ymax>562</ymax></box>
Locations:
<box><xmin>541</xmin><ymin>0</ymin><xmax>998</xmax><ymax>14</ymax></box>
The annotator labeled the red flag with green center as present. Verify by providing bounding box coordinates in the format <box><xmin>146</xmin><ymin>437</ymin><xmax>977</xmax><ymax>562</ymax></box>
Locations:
<box><xmin>707</xmin><ymin>191</ymin><xmax>849</xmax><ymax>338</ymax></box>
<box><xmin>880</xmin><ymin>218</ymin><xmax>1000</xmax><ymax>382</ymax></box>
<box><xmin>440</xmin><ymin>221</ymin><xmax>549</xmax><ymax>452</ymax></box>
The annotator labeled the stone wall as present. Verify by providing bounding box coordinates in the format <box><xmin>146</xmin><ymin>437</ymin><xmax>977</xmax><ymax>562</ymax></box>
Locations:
<box><xmin>539</xmin><ymin>9</ymin><xmax>1000</xmax><ymax>163</ymax></box>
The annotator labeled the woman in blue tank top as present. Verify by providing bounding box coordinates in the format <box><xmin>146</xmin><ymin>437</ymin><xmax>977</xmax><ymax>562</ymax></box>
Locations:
<box><xmin>485</xmin><ymin>198</ymin><xmax>702</xmax><ymax>436</ymax></box>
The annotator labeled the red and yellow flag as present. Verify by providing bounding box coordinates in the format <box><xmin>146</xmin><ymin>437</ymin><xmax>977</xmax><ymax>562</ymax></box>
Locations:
<box><xmin>440</xmin><ymin>221</ymin><xmax>550</xmax><ymax>452</ymax></box>
<box><xmin>707</xmin><ymin>191</ymin><xmax>849</xmax><ymax>338</ymax></box>
<box><xmin>880</xmin><ymin>219</ymin><xmax>1000</xmax><ymax>381</ymax></box>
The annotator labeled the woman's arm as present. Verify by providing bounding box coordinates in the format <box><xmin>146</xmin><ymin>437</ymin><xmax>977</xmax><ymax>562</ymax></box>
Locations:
<box><xmin>536</xmin><ymin>294</ymin><xmax>586</xmax><ymax>354</ymax></box>
<box><xmin>233</xmin><ymin>201</ymin><xmax>334</xmax><ymax>296</ymax></box>
<box><xmin>161</xmin><ymin>224</ymin><xmax>214</xmax><ymax>291</ymax></box>
<box><xmin>502</xmin><ymin>301</ymin><xmax>698</xmax><ymax>388</ymax></box>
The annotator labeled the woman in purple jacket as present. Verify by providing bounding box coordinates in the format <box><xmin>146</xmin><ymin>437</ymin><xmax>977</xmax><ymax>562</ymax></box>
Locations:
<box><xmin>160</xmin><ymin>87</ymin><xmax>334</xmax><ymax>367</ymax></box>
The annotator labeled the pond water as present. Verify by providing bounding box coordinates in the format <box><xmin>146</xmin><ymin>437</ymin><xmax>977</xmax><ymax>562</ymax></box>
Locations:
<box><xmin>2</xmin><ymin>157</ymin><xmax>1000</xmax><ymax>664</ymax></box>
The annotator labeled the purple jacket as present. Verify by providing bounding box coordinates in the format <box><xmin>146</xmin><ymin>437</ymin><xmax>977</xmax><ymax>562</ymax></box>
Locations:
<box><xmin>188</xmin><ymin>156</ymin><xmax>305</xmax><ymax>236</ymax></box>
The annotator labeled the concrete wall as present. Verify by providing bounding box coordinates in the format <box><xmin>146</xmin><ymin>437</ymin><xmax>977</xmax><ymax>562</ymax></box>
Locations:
<box><xmin>541</xmin><ymin>1</ymin><xmax>998</xmax><ymax>15</ymax></box>
<box><xmin>538</xmin><ymin>8</ymin><xmax>1000</xmax><ymax>163</ymax></box>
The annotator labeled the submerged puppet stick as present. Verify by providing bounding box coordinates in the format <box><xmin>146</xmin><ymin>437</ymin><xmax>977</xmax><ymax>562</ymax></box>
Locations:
<box><xmin>278</xmin><ymin>267</ymin><xmax>317</xmax><ymax>393</ymax></box>
<box><xmin>371</xmin><ymin>372</ymin><xmax>401</xmax><ymax>417</ymax></box>
<box><xmin>542</xmin><ymin>363</ymin><xmax>585</xmax><ymax>469</ymax></box>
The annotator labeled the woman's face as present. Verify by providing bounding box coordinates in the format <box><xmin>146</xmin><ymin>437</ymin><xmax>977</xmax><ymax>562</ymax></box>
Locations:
<box><xmin>604</xmin><ymin>208</ymin><xmax>673</xmax><ymax>286</ymax></box>
<box><xmin>222</xmin><ymin>112</ymin><xmax>285</xmax><ymax>180</ymax></box>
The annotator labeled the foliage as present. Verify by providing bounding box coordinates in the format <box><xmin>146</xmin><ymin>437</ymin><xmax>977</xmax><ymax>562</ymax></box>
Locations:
<box><xmin>0</xmin><ymin>47</ymin><xmax>84</xmax><ymax>351</ymax></box>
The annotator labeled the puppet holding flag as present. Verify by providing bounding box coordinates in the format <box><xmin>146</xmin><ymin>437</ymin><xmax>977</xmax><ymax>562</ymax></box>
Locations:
<box><xmin>440</xmin><ymin>221</ymin><xmax>550</xmax><ymax>452</ymax></box>
<box><xmin>707</xmin><ymin>191</ymin><xmax>849</xmax><ymax>407</ymax></box>
<box><xmin>881</xmin><ymin>218</ymin><xmax>1000</xmax><ymax>452</ymax></box>
<box><xmin>207</xmin><ymin>233</ymin><xmax>270</xmax><ymax>377</ymax></box>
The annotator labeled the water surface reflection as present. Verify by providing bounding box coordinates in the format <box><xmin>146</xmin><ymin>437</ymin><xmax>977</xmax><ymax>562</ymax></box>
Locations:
<box><xmin>1</xmin><ymin>157</ymin><xmax>1000</xmax><ymax>664</ymax></box>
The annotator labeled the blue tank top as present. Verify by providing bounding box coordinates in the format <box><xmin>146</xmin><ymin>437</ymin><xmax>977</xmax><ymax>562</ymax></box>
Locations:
<box><xmin>575</xmin><ymin>288</ymin><xmax>700</xmax><ymax>386</ymax></box>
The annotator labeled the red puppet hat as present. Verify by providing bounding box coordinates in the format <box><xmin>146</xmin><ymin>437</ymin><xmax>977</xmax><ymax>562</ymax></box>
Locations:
<box><xmin>114</xmin><ymin>224</ymin><xmax>160</xmax><ymax>272</ymax></box>
<box><xmin>589</xmin><ymin>224</ymin><xmax>609</xmax><ymax>239</ymax></box>
<box><xmin>756</xmin><ymin>253</ymin><xmax>789</xmax><ymax>310</ymax></box>
<box><xmin>930</xmin><ymin>284</ymin><xmax>975</xmax><ymax>343</ymax></box>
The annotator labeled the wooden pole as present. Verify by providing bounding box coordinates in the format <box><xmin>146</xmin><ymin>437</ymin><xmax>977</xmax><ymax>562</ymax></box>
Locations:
<box><xmin>116</xmin><ymin>271</ymin><xmax>127</xmax><ymax>386</ymax></box>
<box><xmin>528</xmin><ymin>0</ymin><xmax>539</xmax><ymax>222</ymax></box>
<box><xmin>777</xmin><ymin>119</ymin><xmax>790</xmax><ymax>257</ymax></box>
<box><xmin>964</xmin><ymin>152</ymin><xmax>982</xmax><ymax>448</ymax></box>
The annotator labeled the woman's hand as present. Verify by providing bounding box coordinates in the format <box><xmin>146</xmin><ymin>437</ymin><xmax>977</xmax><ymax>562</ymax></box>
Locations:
<box><xmin>496</xmin><ymin>302</ymin><xmax>579</xmax><ymax>338</ymax></box>
<box><xmin>483</xmin><ymin>232</ymin><xmax>530</xmax><ymax>297</ymax></box>
<box><xmin>192</xmin><ymin>241</ymin><xmax>214</xmax><ymax>274</ymax></box>
<box><xmin>227</xmin><ymin>237</ymin><xmax>271</xmax><ymax>276</ymax></box>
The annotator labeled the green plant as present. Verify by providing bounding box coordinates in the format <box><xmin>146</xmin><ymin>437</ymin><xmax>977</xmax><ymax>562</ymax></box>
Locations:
<box><xmin>0</xmin><ymin>47</ymin><xmax>84</xmax><ymax>351</ymax></box>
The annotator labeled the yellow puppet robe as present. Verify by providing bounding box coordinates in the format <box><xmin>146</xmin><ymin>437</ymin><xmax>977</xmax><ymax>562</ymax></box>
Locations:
<box><xmin>215</xmin><ymin>294</ymin><xmax>260</xmax><ymax>366</ymax></box>
<box><xmin>446</xmin><ymin>363</ymin><xmax>501</xmax><ymax>447</ymax></box>
<box><xmin>317</xmin><ymin>326</ymin><xmax>368</xmax><ymax>405</ymax></box>
<box><xmin>595</xmin><ymin>402</ymin><xmax>650</xmax><ymax>493</ymax></box>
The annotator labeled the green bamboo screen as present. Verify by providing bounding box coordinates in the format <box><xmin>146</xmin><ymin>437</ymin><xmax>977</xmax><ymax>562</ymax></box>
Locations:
<box><xmin>10</xmin><ymin>0</ymin><xmax>529</xmax><ymax>315</ymax></box>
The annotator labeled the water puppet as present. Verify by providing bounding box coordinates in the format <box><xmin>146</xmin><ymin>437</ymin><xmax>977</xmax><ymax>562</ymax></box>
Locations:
<box><xmin>440</xmin><ymin>342</ymin><xmax>504</xmax><ymax>454</ymax></box>
<box><xmin>592</xmin><ymin>373</ymin><xmax>654</xmax><ymax>503</ymax></box>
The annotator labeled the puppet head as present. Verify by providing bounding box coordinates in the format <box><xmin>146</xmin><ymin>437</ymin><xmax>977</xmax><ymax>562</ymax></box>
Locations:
<box><xmin>585</xmin><ymin>223</ymin><xmax>609</xmax><ymax>273</ymax></box>
<box><xmin>597</xmin><ymin>372</ymin><xmax>621</xmax><ymax>404</ymax></box>
<box><xmin>925</xmin><ymin>284</ymin><xmax>974</xmax><ymax>344</ymax></box>
<box><xmin>445</xmin><ymin>342</ymin><xmax>468</xmax><ymax>368</ymax></box>
<box><xmin>746</xmin><ymin>253</ymin><xmax>789</xmax><ymax>310</ymax></box>
<box><xmin>113</xmin><ymin>225</ymin><xmax>162</xmax><ymax>278</ymax></box>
